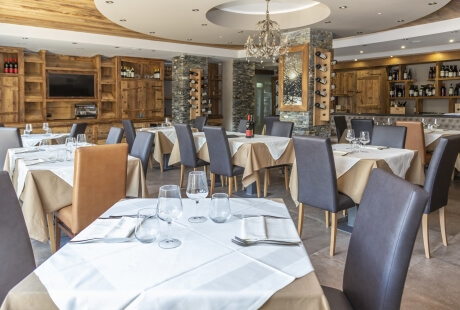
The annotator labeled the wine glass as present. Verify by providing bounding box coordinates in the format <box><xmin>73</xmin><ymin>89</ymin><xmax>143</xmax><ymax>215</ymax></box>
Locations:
<box><xmin>24</xmin><ymin>124</ymin><xmax>32</xmax><ymax>136</ymax></box>
<box><xmin>387</xmin><ymin>117</ymin><xmax>392</xmax><ymax>126</ymax></box>
<box><xmin>345</xmin><ymin>129</ymin><xmax>355</xmax><ymax>152</ymax></box>
<box><xmin>76</xmin><ymin>134</ymin><xmax>87</xmax><ymax>147</ymax></box>
<box><xmin>43</xmin><ymin>123</ymin><xmax>50</xmax><ymax>135</ymax></box>
<box><xmin>186</xmin><ymin>171</ymin><xmax>209</xmax><ymax>223</ymax></box>
<box><xmin>65</xmin><ymin>137</ymin><xmax>76</xmax><ymax>161</ymax></box>
<box><xmin>433</xmin><ymin>118</ymin><xmax>440</xmax><ymax>129</ymax></box>
<box><xmin>421</xmin><ymin>118</ymin><xmax>426</xmax><ymax>129</ymax></box>
<box><xmin>157</xmin><ymin>185</ymin><xmax>183</xmax><ymax>249</ymax></box>
<box><xmin>360</xmin><ymin>131</ymin><xmax>370</xmax><ymax>151</ymax></box>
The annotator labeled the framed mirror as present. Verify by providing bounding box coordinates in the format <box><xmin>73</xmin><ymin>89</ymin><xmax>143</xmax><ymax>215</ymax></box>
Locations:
<box><xmin>278</xmin><ymin>44</ymin><xmax>309</xmax><ymax>111</ymax></box>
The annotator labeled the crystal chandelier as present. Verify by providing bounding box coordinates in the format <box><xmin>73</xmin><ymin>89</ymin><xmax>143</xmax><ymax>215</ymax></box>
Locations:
<box><xmin>245</xmin><ymin>0</ymin><xmax>289</xmax><ymax>63</ymax></box>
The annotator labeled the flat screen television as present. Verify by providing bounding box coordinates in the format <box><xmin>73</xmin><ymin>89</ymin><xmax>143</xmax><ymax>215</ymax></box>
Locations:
<box><xmin>47</xmin><ymin>72</ymin><xmax>95</xmax><ymax>98</ymax></box>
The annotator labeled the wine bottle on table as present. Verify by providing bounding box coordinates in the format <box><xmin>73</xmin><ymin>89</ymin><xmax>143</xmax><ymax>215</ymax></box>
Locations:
<box><xmin>245</xmin><ymin>115</ymin><xmax>252</xmax><ymax>138</ymax></box>
<box><xmin>250</xmin><ymin>115</ymin><xmax>255</xmax><ymax>137</ymax></box>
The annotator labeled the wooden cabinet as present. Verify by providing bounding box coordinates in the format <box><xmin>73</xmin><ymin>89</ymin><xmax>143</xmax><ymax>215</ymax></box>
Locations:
<box><xmin>24</xmin><ymin>50</ymin><xmax>46</xmax><ymax>121</ymax></box>
<box><xmin>355</xmin><ymin>68</ymin><xmax>385</xmax><ymax>113</ymax></box>
<box><xmin>99</xmin><ymin>57</ymin><xmax>117</xmax><ymax>119</ymax></box>
<box><xmin>120</xmin><ymin>79</ymin><xmax>163</xmax><ymax>119</ymax></box>
<box><xmin>333</xmin><ymin>71</ymin><xmax>355</xmax><ymax>96</ymax></box>
<box><xmin>0</xmin><ymin>76</ymin><xmax>20</xmax><ymax>122</ymax></box>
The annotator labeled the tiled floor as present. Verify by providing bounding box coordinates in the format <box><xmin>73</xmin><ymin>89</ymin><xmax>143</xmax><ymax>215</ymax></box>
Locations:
<box><xmin>32</xmin><ymin>163</ymin><xmax>460</xmax><ymax>309</ymax></box>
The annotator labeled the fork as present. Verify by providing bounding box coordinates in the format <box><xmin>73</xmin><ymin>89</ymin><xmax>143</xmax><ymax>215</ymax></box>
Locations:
<box><xmin>69</xmin><ymin>237</ymin><xmax>135</xmax><ymax>244</ymax></box>
<box><xmin>232</xmin><ymin>236</ymin><xmax>301</xmax><ymax>246</ymax></box>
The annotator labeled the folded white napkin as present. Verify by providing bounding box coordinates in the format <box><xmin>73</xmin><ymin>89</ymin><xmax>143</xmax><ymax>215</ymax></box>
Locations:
<box><xmin>241</xmin><ymin>217</ymin><xmax>300</xmax><ymax>242</ymax></box>
<box><xmin>363</xmin><ymin>145</ymin><xmax>389</xmax><ymax>150</ymax></box>
<box><xmin>72</xmin><ymin>217</ymin><xmax>137</xmax><ymax>241</ymax></box>
<box><xmin>23</xmin><ymin>158</ymin><xmax>46</xmax><ymax>166</ymax></box>
<box><xmin>14</xmin><ymin>147</ymin><xmax>39</xmax><ymax>154</ymax></box>
<box><xmin>333</xmin><ymin>150</ymin><xmax>349</xmax><ymax>156</ymax></box>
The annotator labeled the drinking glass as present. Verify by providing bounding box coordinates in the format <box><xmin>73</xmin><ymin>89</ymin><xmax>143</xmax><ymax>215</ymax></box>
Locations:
<box><xmin>186</xmin><ymin>171</ymin><xmax>209</xmax><ymax>223</ymax></box>
<box><xmin>76</xmin><ymin>134</ymin><xmax>87</xmax><ymax>147</ymax></box>
<box><xmin>360</xmin><ymin>131</ymin><xmax>370</xmax><ymax>152</ymax></box>
<box><xmin>24</xmin><ymin>124</ymin><xmax>32</xmax><ymax>136</ymax></box>
<box><xmin>39</xmin><ymin>139</ymin><xmax>50</xmax><ymax>151</ymax></box>
<box><xmin>387</xmin><ymin>117</ymin><xmax>392</xmax><ymax>126</ymax></box>
<box><xmin>157</xmin><ymin>185</ymin><xmax>183</xmax><ymax>249</ymax></box>
<box><xmin>65</xmin><ymin>137</ymin><xmax>76</xmax><ymax>161</ymax></box>
<box><xmin>421</xmin><ymin>118</ymin><xmax>426</xmax><ymax>129</ymax></box>
<box><xmin>433</xmin><ymin>119</ymin><xmax>440</xmax><ymax>129</ymax></box>
<box><xmin>209</xmin><ymin>193</ymin><xmax>231</xmax><ymax>223</ymax></box>
<box><xmin>135</xmin><ymin>208</ymin><xmax>160</xmax><ymax>243</ymax></box>
<box><xmin>43</xmin><ymin>123</ymin><xmax>50</xmax><ymax>135</ymax></box>
<box><xmin>345</xmin><ymin>129</ymin><xmax>355</xmax><ymax>152</ymax></box>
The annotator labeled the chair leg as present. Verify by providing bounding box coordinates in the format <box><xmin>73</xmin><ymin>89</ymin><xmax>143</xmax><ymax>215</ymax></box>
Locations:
<box><xmin>342</xmin><ymin>210</ymin><xmax>347</xmax><ymax>216</ymax></box>
<box><xmin>440</xmin><ymin>207</ymin><xmax>448</xmax><ymax>246</ymax></box>
<box><xmin>256</xmin><ymin>171</ymin><xmax>261</xmax><ymax>198</ymax></box>
<box><xmin>204</xmin><ymin>166</ymin><xmax>207</xmax><ymax>174</ymax></box>
<box><xmin>267</xmin><ymin>168</ymin><xmax>271</xmax><ymax>186</ymax></box>
<box><xmin>193</xmin><ymin>167</ymin><xmax>197</xmax><ymax>171</ymax></box>
<box><xmin>325</xmin><ymin>211</ymin><xmax>330</xmax><ymax>228</ymax></box>
<box><xmin>234</xmin><ymin>176</ymin><xmax>238</xmax><ymax>192</ymax></box>
<box><xmin>422</xmin><ymin>214</ymin><xmax>431</xmax><ymax>259</ymax></box>
<box><xmin>284</xmin><ymin>166</ymin><xmax>289</xmax><ymax>190</ymax></box>
<box><xmin>264</xmin><ymin>169</ymin><xmax>269</xmax><ymax>198</ymax></box>
<box><xmin>180</xmin><ymin>164</ymin><xmax>185</xmax><ymax>188</ymax></box>
<box><xmin>228</xmin><ymin>177</ymin><xmax>233</xmax><ymax>198</ymax></box>
<box><xmin>297</xmin><ymin>203</ymin><xmax>305</xmax><ymax>237</ymax></box>
<box><xmin>47</xmin><ymin>213</ymin><xmax>57</xmax><ymax>254</ymax></box>
<box><xmin>210</xmin><ymin>173</ymin><xmax>215</xmax><ymax>195</ymax></box>
<box><xmin>55</xmin><ymin>219</ymin><xmax>61</xmax><ymax>251</ymax></box>
<box><xmin>330</xmin><ymin>212</ymin><xmax>338</xmax><ymax>256</ymax></box>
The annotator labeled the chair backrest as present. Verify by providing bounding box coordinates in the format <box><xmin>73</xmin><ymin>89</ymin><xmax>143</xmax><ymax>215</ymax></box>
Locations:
<box><xmin>69</xmin><ymin>123</ymin><xmax>87</xmax><ymax>138</ymax></box>
<box><xmin>106</xmin><ymin>127</ymin><xmax>124</xmax><ymax>144</ymax></box>
<box><xmin>0</xmin><ymin>123</ymin><xmax>4</xmax><ymax>127</ymax></box>
<box><xmin>293</xmin><ymin>136</ymin><xmax>340</xmax><ymax>212</ymax></box>
<box><xmin>334</xmin><ymin>116</ymin><xmax>348</xmax><ymax>141</ymax></box>
<box><xmin>237</xmin><ymin>119</ymin><xmax>247</xmax><ymax>133</ymax></box>
<box><xmin>174</xmin><ymin>123</ymin><xmax>199</xmax><ymax>168</ymax></box>
<box><xmin>71</xmin><ymin>144</ymin><xmax>128</xmax><ymax>234</ymax></box>
<box><xmin>122</xmin><ymin>119</ymin><xmax>136</xmax><ymax>153</ymax></box>
<box><xmin>0</xmin><ymin>128</ymin><xmax>23</xmax><ymax>167</ymax></box>
<box><xmin>203</xmin><ymin>126</ymin><xmax>233</xmax><ymax>177</ymax></box>
<box><xmin>423</xmin><ymin>135</ymin><xmax>460</xmax><ymax>214</ymax></box>
<box><xmin>351</xmin><ymin>119</ymin><xmax>374</xmax><ymax>138</ymax></box>
<box><xmin>264</xmin><ymin>116</ymin><xmax>280</xmax><ymax>135</ymax></box>
<box><xmin>194</xmin><ymin>116</ymin><xmax>207</xmax><ymax>132</ymax></box>
<box><xmin>343</xmin><ymin>169</ymin><xmax>429</xmax><ymax>310</ymax></box>
<box><xmin>131</xmin><ymin>131</ymin><xmax>154</xmax><ymax>177</ymax></box>
<box><xmin>371</xmin><ymin>125</ymin><xmax>407</xmax><ymax>148</ymax></box>
<box><xmin>270</xmin><ymin>121</ymin><xmax>294</xmax><ymax>138</ymax></box>
<box><xmin>0</xmin><ymin>171</ymin><xmax>35</xmax><ymax>304</ymax></box>
<box><xmin>396</xmin><ymin>121</ymin><xmax>426</xmax><ymax>164</ymax></box>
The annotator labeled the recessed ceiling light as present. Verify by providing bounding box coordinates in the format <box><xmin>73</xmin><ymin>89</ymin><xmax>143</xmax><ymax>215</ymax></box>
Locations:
<box><xmin>449</xmin><ymin>39</ymin><xmax>454</xmax><ymax>43</ymax></box>
<box><xmin>201</xmin><ymin>24</ymin><xmax>207</xmax><ymax>26</ymax></box>
<box><xmin>120</xmin><ymin>19</ymin><xmax>126</xmax><ymax>22</ymax></box>
<box><xmin>228</xmin><ymin>42</ymin><xmax>233</xmax><ymax>44</ymax></box>
<box><xmin>339</xmin><ymin>6</ymin><xmax>347</xmax><ymax>9</ymax></box>
<box><xmin>360</xmin><ymin>51</ymin><xmax>363</xmax><ymax>54</ymax></box>
<box><xmin>22</xmin><ymin>37</ymin><xmax>28</xmax><ymax>39</ymax></box>
<box><xmin>428</xmin><ymin>2</ymin><xmax>437</xmax><ymax>5</ymax></box>
<box><xmin>378</xmin><ymin>12</ymin><xmax>382</xmax><ymax>15</ymax></box>
<box><xmin>354</xmin><ymin>59</ymin><xmax>357</xmax><ymax>61</ymax></box>
<box><xmin>151</xmin><ymin>50</ymin><xmax>156</xmax><ymax>52</ymax></box>
<box><xmin>187</xmin><ymin>38</ymin><xmax>193</xmax><ymax>41</ymax></box>
<box><xmin>192</xmin><ymin>9</ymin><xmax>199</xmax><ymax>12</ymax></box>
<box><xmin>115</xmin><ymin>46</ymin><xmax>120</xmax><ymax>48</ymax></box>
<box><xmin>357</xmin><ymin>32</ymin><xmax>363</xmax><ymax>34</ymax></box>
<box><xmin>403</xmin><ymin>38</ymin><xmax>409</xmax><ymax>41</ymax></box>
<box><xmin>401</xmin><ymin>46</ymin><xmax>406</xmax><ymax>49</ymax></box>
<box><xmin>362</xmin><ymin>44</ymin><xmax>367</xmax><ymax>47</ymax></box>
<box><xmin>105</xmin><ymin>1</ymin><xmax>114</xmax><ymax>3</ymax></box>
<box><xmin>325</xmin><ymin>21</ymin><xmax>331</xmax><ymax>24</ymax></box>
<box><xmin>72</xmin><ymin>42</ymin><xmax>77</xmax><ymax>44</ymax></box>
<box><xmin>390</xmin><ymin>55</ymin><xmax>394</xmax><ymax>58</ymax></box>
<box><xmin>149</xmin><ymin>31</ymin><xmax>155</xmax><ymax>34</ymax></box>
<box><xmin>238</xmin><ymin>31</ymin><xmax>244</xmax><ymax>33</ymax></box>
<box><xmin>397</xmin><ymin>19</ymin><xmax>405</xmax><ymax>23</ymax></box>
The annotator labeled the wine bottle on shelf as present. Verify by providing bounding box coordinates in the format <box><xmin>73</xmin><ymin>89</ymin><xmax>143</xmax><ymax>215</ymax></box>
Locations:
<box><xmin>409</xmin><ymin>85</ymin><xmax>414</xmax><ymax>97</ymax></box>
<box><xmin>7</xmin><ymin>58</ymin><xmax>12</xmax><ymax>73</ymax></box>
<box><xmin>407</xmin><ymin>69</ymin><xmax>412</xmax><ymax>80</ymax></box>
<box><xmin>13</xmin><ymin>58</ymin><xmax>18</xmax><ymax>74</ymax></box>
<box><xmin>432</xmin><ymin>85</ymin><xmax>436</xmax><ymax>96</ymax></box>
<box><xmin>315</xmin><ymin>51</ymin><xmax>327</xmax><ymax>59</ymax></box>
<box><xmin>190</xmin><ymin>88</ymin><xmax>198</xmax><ymax>92</ymax></box>
<box><xmin>201</xmin><ymin>99</ymin><xmax>207</xmax><ymax>104</ymax></box>
<box><xmin>190</xmin><ymin>71</ymin><xmax>198</xmax><ymax>76</ymax></box>
<box><xmin>390</xmin><ymin>87</ymin><xmax>395</xmax><ymax>97</ymax></box>
<box><xmin>449</xmin><ymin>66</ymin><xmax>454</xmax><ymax>78</ymax></box>
<box><xmin>131</xmin><ymin>67</ymin><xmax>135</xmax><ymax>78</ymax></box>
<box><xmin>440</xmin><ymin>66</ymin><xmax>445</xmax><ymax>78</ymax></box>
<box><xmin>331</xmin><ymin>60</ymin><xmax>338</xmax><ymax>65</ymax></box>
<box><xmin>315</xmin><ymin>90</ymin><xmax>327</xmax><ymax>97</ymax></box>
<box><xmin>331</xmin><ymin>72</ymin><xmax>337</xmax><ymax>78</ymax></box>
<box><xmin>331</xmin><ymin>84</ymin><xmax>336</xmax><ymax>90</ymax></box>
<box><xmin>190</xmin><ymin>79</ymin><xmax>198</xmax><ymax>84</ymax></box>
<box><xmin>201</xmin><ymin>76</ymin><xmax>208</xmax><ymax>80</ymax></box>
<box><xmin>201</xmin><ymin>84</ymin><xmax>208</xmax><ymax>88</ymax></box>
<box><xmin>315</xmin><ymin>102</ymin><xmax>327</xmax><ymax>109</ymax></box>
<box><xmin>441</xmin><ymin>83</ymin><xmax>446</xmax><ymax>96</ymax></box>
<box><xmin>201</xmin><ymin>92</ymin><xmax>208</xmax><ymax>96</ymax></box>
<box><xmin>316</xmin><ymin>64</ymin><xmax>327</xmax><ymax>72</ymax></box>
<box><xmin>397</xmin><ymin>86</ymin><xmax>402</xmax><ymax>97</ymax></box>
<box><xmin>3</xmin><ymin>58</ymin><xmax>7</xmax><ymax>73</ymax></box>
<box><xmin>189</xmin><ymin>104</ymin><xmax>198</xmax><ymax>109</ymax></box>
<box><xmin>428</xmin><ymin>67</ymin><xmax>433</xmax><ymax>79</ymax></box>
<box><xmin>455</xmin><ymin>65</ymin><xmax>459</xmax><ymax>77</ymax></box>
<box><xmin>315</xmin><ymin>77</ymin><xmax>327</xmax><ymax>85</ymax></box>
<box><xmin>190</xmin><ymin>96</ymin><xmax>198</xmax><ymax>100</ymax></box>
<box><xmin>403</xmin><ymin>70</ymin><xmax>408</xmax><ymax>80</ymax></box>
<box><xmin>245</xmin><ymin>115</ymin><xmax>253</xmax><ymax>138</ymax></box>
<box><xmin>388</xmin><ymin>71</ymin><xmax>393</xmax><ymax>81</ymax></box>
<box><xmin>330</xmin><ymin>96</ymin><xmax>336</xmax><ymax>101</ymax></box>
<box><xmin>449</xmin><ymin>84</ymin><xmax>454</xmax><ymax>96</ymax></box>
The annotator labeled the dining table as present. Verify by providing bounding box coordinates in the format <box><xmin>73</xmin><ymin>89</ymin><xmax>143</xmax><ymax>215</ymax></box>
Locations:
<box><xmin>138</xmin><ymin>126</ymin><xmax>198</xmax><ymax>172</ymax></box>
<box><xmin>424</xmin><ymin>128</ymin><xmax>460</xmax><ymax>170</ymax></box>
<box><xmin>3</xmin><ymin>144</ymin><xmax>149</xmax><ymax>244</ymax></box>
<box><xmin>21</xmin><ymin>133</ymin><xmax>69</xmax><ymax>147</ymax></box>
<box><xmin>0</xmin><ymin>198</ymin><xmax>330</xmax><ymax>310</ymax></box>
<box><xmin>168</xmin><ymin>132</ymin><xmax>295</xmax><ymax>191</ymax></box>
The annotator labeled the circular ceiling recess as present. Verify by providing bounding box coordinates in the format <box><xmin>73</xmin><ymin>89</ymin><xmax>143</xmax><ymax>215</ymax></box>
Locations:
<box><xmin>207</xmin><ymin>0</ymin><xmax>330</xmax><ymax>30</ymax></box>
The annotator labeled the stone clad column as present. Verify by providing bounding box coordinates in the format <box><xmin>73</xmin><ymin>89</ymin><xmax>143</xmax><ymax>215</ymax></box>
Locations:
<box><xmin>232</xmin><ymin>61</ymin><xmax>255</xmax><ymax>131</ymax></box>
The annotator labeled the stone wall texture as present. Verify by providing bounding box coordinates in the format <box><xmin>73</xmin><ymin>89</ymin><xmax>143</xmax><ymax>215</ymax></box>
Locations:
<box><xmin>172</xmin><ymin>55</ymin><xmax>208</xmax><ymax>127</ymax></box>
<box><xmin>232</xmin><ymin>61</ymin><xmax>255</xmax><ymax>131</ymax></box>
<box><xmin>280</xmin><ymin>28</ymin><xmax>333</xmax><ymax>136</ymax></box>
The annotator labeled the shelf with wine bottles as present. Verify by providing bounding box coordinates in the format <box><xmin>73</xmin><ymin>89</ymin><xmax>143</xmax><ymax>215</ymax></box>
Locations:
<box><xmin>313</xmin><ymin>48</ymin><xmax>332</xmax><ymax>125</ymax></box>
<box><xmin>189</xmin><ymin>68</ymin><xmax>204</xmax><ymax>120</ymax></box>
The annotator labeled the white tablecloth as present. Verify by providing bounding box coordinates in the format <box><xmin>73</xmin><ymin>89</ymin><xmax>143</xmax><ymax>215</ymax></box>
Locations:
<box><xmin>139</xmin><ymin>127</ymin><xmax>176</xmax><ymax>144</ymax></box>
<box><xmin>424</xmin><ymin>129</ymin><xmax>460</xmax><ymax>147</ymax></box>
<box><xmin>34</xmin><ymin>198</ymin><xmax>313</xmax><ymax>310</ymax></box>
<box><xmin>21</xmin><ymin>133</ymin><xmax>69</xmax><ymax>147</ymax></box>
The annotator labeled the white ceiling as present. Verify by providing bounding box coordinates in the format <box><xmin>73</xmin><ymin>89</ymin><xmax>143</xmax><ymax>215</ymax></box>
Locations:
<box><xmin>0</xmin><ymin>0</ymin><xmax>459</xmax><ymax>63</ymax></box>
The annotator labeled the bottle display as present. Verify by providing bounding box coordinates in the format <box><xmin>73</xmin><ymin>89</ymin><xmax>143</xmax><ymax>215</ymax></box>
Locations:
<box><xmin>315</xmin><ymin>89</ymin><xmax>327</xmax><ymax>97</ymax></box>
<box><xmin>3</xmin><ymin>58</ymin><xmax>7</xmax><ymax>73</ymax></box>
<box><xmin>315</xmin><ymin>51</ymin><xmax>327</xmax><ymax>60</ymax></box>
<box><xmin>315</xmin><ymin>77</ymin><xmax>327</xmax><ymax>85</ymax></box>
<box><xmin>245</xmin><ymin>115</ymin><xmax>254</xmax><ymax>138</ymax></box>
<box><xmin>316</xmin><ymin>64</ymin><xmax>327</xmax><ymax>72</ymax></box>
<box><xmin>315</xmin><ymin>102</ymin><xmax>326</xmax><ymax>109</ymax></box>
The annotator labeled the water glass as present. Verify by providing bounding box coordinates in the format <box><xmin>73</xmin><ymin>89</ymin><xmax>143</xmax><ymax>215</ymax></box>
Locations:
<box><xmin>76</xmin><ymin>134</ymin><xmax>87</xmax><ymax>147</ymax></box>
<box><xmin>209</xmin><ymin>193</ymin><xmax>232</xmax><ymax>223</ymax></box>
<box><xmin>65</xmin><ymin>137</ymin><xmax>76</xmax><ymax>161</ymax></box>
<box><xmin>24</xmin><ymin>123</ymin><xmax>33</xmax><ymax>136</ymax></box>
<box><xmin>39</xmin><ymin>139</ymin><xmax>50</xmax><ymax>151</ymax></box>
<box><xmin>43</xmin><ymin>123</ymin><xmax>50</xmax><ymax>135</ymax></box>
<box><xmin>135</xmin><ymin>208</ymin><xmax>160</xmax><ymax>243</ymax></box>
<box><xmin>56</xmin><ymin>149</ymin><xmax>66</xmax><ymax>162</ymax></box>
<box><xmin>387</xmin><ymin>117</ymin><xmax>392</xmax><ymax>126</ymax></box>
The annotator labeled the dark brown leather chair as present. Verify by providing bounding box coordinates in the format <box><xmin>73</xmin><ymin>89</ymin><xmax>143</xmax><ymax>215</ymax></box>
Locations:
<box><xmin>264</xmin><ymin>116</ymin><xmax>280</xmax><ymax>135</ymax></box>
<box><xmin>371</xmin><ymin>125</ymin><xmax>407</xmax><ymax>148</ymax></box>
<box><xmin>122</xmin><ymin>119</ymin><xmax>136</xmax><ymax>153</ymax></box>
<box><xmin>203</xmin><ymin>126</ymin><xmax>260</xmax><ymax>197</ymax></box>
<box><xmin>131</xmin><ymin>131</ymin><xmax>154</xmax><ymax>178</ymax></box>
<box><xmin>0</xmin><ymin>127</ymin><xmax>23</xmax><ymax>168</ymax></box>
<box><xmin>322</xmin><ymin>168</ymin><xmax>429</xmax><ymax>310</ymax></box>
<box><xmin>396</xmin><ymin>121</ymin><xmax>431</xmax><ymax>165</ymax></box>
<box><xmin>351</xmin><ymin>119</ymin><xmax>373</xmax><ymax>138</ymax></box>
<box><xmin>0</xmin><ymin>171</ymin><xmax>35</xmax><ymax>304</ymax></box>
<box><xmin>69</xmin><ymin>123</ymin><xmax>87</xmax><ymax>139</ymax></box>
<box><xmin>194</xmin><ymin>116</ymin><xmax>207</xmax><ymax>132</ymax></box>
<box><xmin>334</xmin><ymin>116</ymin><xmax>348</xmax><ymax>142</ymax></box>
<box><xmin>422</xmin><ymin>135</ymin><xmax>460</xmax><ymax>258</ymax></box>
<box><xmin>106</xmin><ymin>127</ymin><xmax>124</xmax><ymax>144</ymax></box>
<box><xmin>264</xmin><ymin>121</ymin><xmax>294</xmax><ymax>196</ymax></box>
<box><xmin>53</xmin><ymin>144</ymin><xmax>128</xmax><ymax>251</ymax></box>
<box><xmin>174</xmin><ymin>124</ymin><xmax>209</xmax><ymax>188</ymax></box>
<box><xmin>293</xmin><ymin>135</ymin><xmax>355</xmax><ymax>256</ymax></box>
<box><xmin>237</xmin><ymin>119</ymin><xmax>247</xmax><ymax>133</ymax></box>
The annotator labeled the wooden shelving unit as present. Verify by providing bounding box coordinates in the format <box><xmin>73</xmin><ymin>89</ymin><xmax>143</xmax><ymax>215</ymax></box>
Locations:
<box><xmin>313</xmin><ymin>48</ymin><xmax>332</xmax><ymax>125</ymax></box>
<box><xmin>208</xmin><ymin>63</ymin><xmax>221</xmax><ymax>115</ymax></box>
<box><xmin>0</xmin><ymin>47</ymin><xmax>23</xmax><ymax>123</ymax></box>
<box><xmin>189</xmin><ymin>68</ymin><xmax>203</xmax><ymax>120</ymax></box>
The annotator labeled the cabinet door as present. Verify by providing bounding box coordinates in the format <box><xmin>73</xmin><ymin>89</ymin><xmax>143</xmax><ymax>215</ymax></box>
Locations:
<box><xmin>120</xmin><ymin>80</ymin><xmax>140</xmax><ymax>118</ymax></box>
<box><xmin>0</xmin><ymin>76</ymin><xmax>19</xmax><ymax>122</ymax></box>
<box><xmin>355</xmin><ymin>69</ymin><xmax>384</xmax><ymax>113</ymax></box>
<box><xmin>334</xmin><ymin>71</ymin><xmax>355</xmax><ymax>96</ymax></box>
<box><xmin>145</xmin><ymin>80</ymin><xmax>164</xmax><ymax>118</ymax></box>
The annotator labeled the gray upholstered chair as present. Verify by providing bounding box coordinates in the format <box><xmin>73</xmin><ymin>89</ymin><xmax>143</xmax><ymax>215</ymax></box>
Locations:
<box><xmin>237</xmin><ymin>119</ymin><xmax>247</xmax><ymax>133</ymax></box>
<box><xmin>264</xmin><ymin>116</ymin><xmax>280</xmax><ymax>135</ymax></box>
<box><xmin>0</xmin><ymin>128</ymin><xmax>23</xmax><ymax>168</ymax></box>
<box><xmin>0</xmin><ymin>171</ymin><xmax>35</xmax><ymax>304</ymax></box>
<box><xmin>122</xmin><ymin>119</ymin><xmax>136</xmax><ymax>153</ymax></box>
<box><xmin>174</xmin><ymin>124</ymin><xmax>209</xmax><ymax>188</ymax></box>
<box><xmin>194</xmin><ymin>116</ymin><xmax>207</xmax><ymax>132</ymax></box>
<box><xmin>422</xmin><ymin>135</ymin><xmax>460</xmax><ymax>258</ymax></box>
<box><xmin>322</xmin><ymin>168</ymin><xmax>429</xmax><ymax>310</ymax></box>
<box><xmin>293</xmin><ymin>135</ymin><xmax>355</xmax><ymax>256</ymax></box>
<box><xmin>0</xmin><ymin>123</ymin><xmax>4</xmax><ymax>127</ymax></box>
<box><xmin>351</xmin><ymin>119</ymin><xmax>373</xmax><ymax>139</ymax></box>
<box><xmin>106</xmin><ymin>127</ymin><xmax>124</xmax><ymax>144</ymax></box>
<box><xmin>131</xmin><ymin>131</ymin><xmax>154</xmax><ymax>178</ymax></box>
<box><xmin>203</xmin><ymin>126</ymin><xmax>260</xmax><ymax>197</ymax></box>
<box><xmin>334</xmin><ymin>116</ymin><xmax>348</xmax><ymax>142</ymax></box>
<box><xmin>69</xmin><ymin>122</ymin><xmax>87</xmax><ymax>139</ymax></box>
<box><xmin>264</xmin><ymin>121</ymin><xmax>294</xmax><ymax>196</ymax></box>
<box><xmin>371</xmin><ymin>125</ymin><xmax>407</xmax><ymax>148</ymax></box>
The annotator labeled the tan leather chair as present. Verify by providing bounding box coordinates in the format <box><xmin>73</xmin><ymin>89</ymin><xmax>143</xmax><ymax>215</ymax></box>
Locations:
<box><xmin>50</xmin><ymin>144</ymin><xmax>128</xmax><ymax>252</ymax></box>
<box><xmin>396</xmin><ymin>121</ymin><xmax>431</xmax><ymax>165</ymax></box>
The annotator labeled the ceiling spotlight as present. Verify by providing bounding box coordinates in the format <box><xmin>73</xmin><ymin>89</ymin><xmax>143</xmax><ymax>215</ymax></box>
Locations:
<box><xmin>401</xmin><ymin>46</ymin><xmax>406</xmax><ymax>49</ymax></box>
<box><xmin>119</xmin><ymin>19</ymin><xmax>126</xmax><ymax>22</ymax></box>
<box><xmin>339</xmin><ymin>6</ymin><xmax>347</xmax><ymax>9</ymax></box>
<box><xmin>397</xmin><ymin>19</ymin><xmax>405</xmax><ymax>23</ymax></box>
<box><xmin>325</xmin><ymin>21</ymin><xmax>331</xmax><ymax>24</ymax></box>
<box><xmin>449</xmin><ymin>39</ymin><xmax>454</xmax><ymax>43</ymax></box>
<box><xmin>187</xmin><ymin>38</ymin><xmax>193</xmax><ymax>41</ymax></box>
<box><xmin>238</xmin><ymin>31</ymin><xmax>244</xmax><ymax>33</ymax></box>
<box><xmin>403</xmin><ymin>38</ymin><xmax>409</xmax><ymax>41</ymax></box>
<box><xmin>428</xmin><ymin>2</ymin><xmax>437</xmax><ymax>5</ymax></box>
<box><xmin>192</xmin><ymin>9</ymin><xmax>199</xmax><ymax>12</ymax></box>
<box><xmin>22</xmin><ymin>37</ymin><xmax>28</xmax><ymax>39</ymax></box>
<box><xmin>149</xmin><ymin>32</ymin><xmax>156</xmax><ymax>35</ymax></box>
<box><xmin>72</xmin><ymin>42</ymin><xmax>77</xmax><ymax>44</ymax></box>
<box><xmin>357</xmin><ymin>31</ymin><xmax>363</xmax><ymax>34</ymax></box>
<box><xmin>201</xmin><ymin>24</ymin><xmax>207</xmax><ymax>26</ymax></box>
<box><xmin>115</xmin><ymin>46</ymin><xmax>120</xmax><ymax>48</ymax></box>
<box><xmin>377</xmin><ymin>12</ymin><xmax>382</xmax><ymax>15</ymax></box>
<box><xmin>390</xmin><ymin>55</ymin><xmax>394</xmax><ymax>58</ymax></box>
<box><xmin>105</xmin><ymin>1</ymin><xmax>114</xmax><ymax>3</ymax></box>
<box><xmin>354</xmin><ymin>59</ymin><xmax>357</xmax><ymax>61</ymax></box>
<box><xmin>360</xmin><ymin>51</ymin><xmax>363</xmax><ymax>54</ymax></box>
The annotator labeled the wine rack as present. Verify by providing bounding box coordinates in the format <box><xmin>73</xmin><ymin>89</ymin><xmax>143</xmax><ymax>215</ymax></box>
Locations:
<box><xmin>189</xmin><ymin>68</ymin><xmax>203</xmax><ymax>120</ymax></box>
<box><xmin>313</xmin><ymin>48</ymin><xmax>332</xmax><ymax>125</ymax></box>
